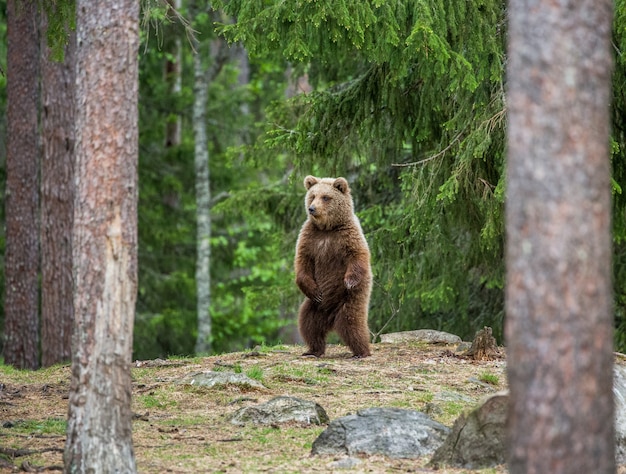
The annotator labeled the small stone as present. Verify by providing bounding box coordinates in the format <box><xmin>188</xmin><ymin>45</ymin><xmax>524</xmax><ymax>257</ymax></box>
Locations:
<box><xmin>327</xmin><ymin>457</ymin><xmax>362</xmax><ymax>469</ymax></box>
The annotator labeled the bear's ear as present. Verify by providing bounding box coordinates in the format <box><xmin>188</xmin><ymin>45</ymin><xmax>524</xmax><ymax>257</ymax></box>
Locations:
<box><xmin>333</xmin><ymin>177</ymin><xmax>350</xmax><ymax>194</ymax></box>
<box><xmin>304</xmin><ymin>175</ymin><xmax>318</xmax><ymax>190</ymax></box>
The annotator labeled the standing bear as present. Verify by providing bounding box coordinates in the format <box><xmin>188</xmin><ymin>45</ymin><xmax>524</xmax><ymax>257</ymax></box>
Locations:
<box><xmin>294</xmin><ymin>175</ymin><xmax>372</xmax><ymax>358</ymax></box>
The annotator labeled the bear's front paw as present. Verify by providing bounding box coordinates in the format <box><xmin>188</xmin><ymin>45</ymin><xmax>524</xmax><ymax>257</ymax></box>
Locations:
<box><xmin>306</xmin><ymin>287</ymin><xmax>322</xmax><ymax>303</ymax></box>
<box><xmin>344</xmin><ymin>276</ymin><xmax>360</xmax><ymax>290</ymax></box>
<box><xmin>313</xmin><ymin>291</ymin><xmax>323</xmax><ymax>304</ymax></box>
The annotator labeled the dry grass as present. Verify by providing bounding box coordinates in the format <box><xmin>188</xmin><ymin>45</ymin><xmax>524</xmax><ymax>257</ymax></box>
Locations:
<box><xmin>1</xmin><ymin>341</ymin><xmax>512</xmax><ymax>473</ymax></box>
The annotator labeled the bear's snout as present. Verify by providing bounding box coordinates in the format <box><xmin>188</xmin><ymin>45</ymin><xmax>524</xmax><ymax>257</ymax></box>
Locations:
<box><xmin>308</xmin><ymin>205</ymin><xmax>317</xmax><ymax>215</ymax></box>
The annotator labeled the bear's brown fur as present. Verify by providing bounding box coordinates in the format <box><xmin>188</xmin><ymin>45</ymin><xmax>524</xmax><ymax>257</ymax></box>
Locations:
<box><xmin>294</xmin><ymin>175</ymin><xmax>372</xmax><ymax>358</ymax></box>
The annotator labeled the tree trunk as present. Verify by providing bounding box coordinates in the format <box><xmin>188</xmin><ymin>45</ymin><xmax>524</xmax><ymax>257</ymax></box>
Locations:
<box><xmin>40</xmin><ymin>12</ymin><xmax>76</xmax><ymax>368</ymax></box>
<box><xmin>164</xmin><ymin>0</ymin><xmax>182</xmax><ymax>148</ymax></box>
<box><xmin>191</xmin><ymin>7</ymin><xmax>231</xmax><ymax>355</ymax></box>
<box><xmin>193</xmin><ymin>42</ymin><xmax>212</xmax><ymax>355</ymax></box>
<box><xmin>505</xmin><ymin>1</ymin><xmax>615</xmax><ymax>472</ymax></box>
<box><xmin>4</xmin><ymin>0</ymin><xmax>40</xmax><ymax>370</ymax></box>
<box><xmin>64</xmin><ymin>0</ymin><xmax>139</xmax><ymax>471</ymax></box>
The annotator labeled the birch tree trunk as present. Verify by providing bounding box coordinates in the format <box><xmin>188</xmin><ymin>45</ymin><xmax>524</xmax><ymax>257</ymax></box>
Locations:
<box><xmin>505</xmin><ymin>0</ymin><xmax>615</xmax><ymax>472</ymax></box>
<box><xmin>191</xmin><ymin>7</ymin><xmax>231</xmax><ymax>354</ymax></box>
<box><xmin>4</xmin><ymin>0</ymin><xmax>40</xmax><ymax>370</ymax></box>
<box><xmin>193</xmin><ymin>45</ymin><xmax>212</xmax><ymax>355</ymax></box>
<box><xmin>64</xmin><ymin>0</ymin><xmax>139</xmax><ymax>471</ymax></box>
<box><xmin>40</xmin><ymin>13</ymin><xmax>76</xmax><ymax>368</ymax></box>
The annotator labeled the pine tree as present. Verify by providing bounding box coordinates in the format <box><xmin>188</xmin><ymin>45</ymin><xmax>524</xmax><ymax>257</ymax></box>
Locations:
<box><xmin>216</xmin><ymin>0</ymin><xmax>509</xmax><ymax>341</ymax></box>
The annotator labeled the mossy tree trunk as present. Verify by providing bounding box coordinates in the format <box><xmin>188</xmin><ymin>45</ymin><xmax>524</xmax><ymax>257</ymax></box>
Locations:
<box><xmin>505</xmin><ymin>0</ymin><xmax>615</xmax><ymax>472</ymax></box>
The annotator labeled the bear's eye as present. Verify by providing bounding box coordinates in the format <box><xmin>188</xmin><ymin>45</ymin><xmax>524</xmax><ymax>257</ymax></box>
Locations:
<box><xmin>322</xmin><ymin>195</ymin><xmax>331</xmax><ymax>202</ymax></box>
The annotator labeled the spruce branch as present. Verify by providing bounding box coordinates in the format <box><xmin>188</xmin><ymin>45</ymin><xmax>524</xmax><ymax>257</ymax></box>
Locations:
<box><xmin>391</xmin><ymin>130</ymin><xmax>464</xmax><ymax>168</ymax></box>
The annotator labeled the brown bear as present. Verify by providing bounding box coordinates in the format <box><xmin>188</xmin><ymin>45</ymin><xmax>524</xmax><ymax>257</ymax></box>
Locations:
<box><xmin>294</xmin><ymin>175</ymin><xmax>372</xmax><ymax>358</ymax></box>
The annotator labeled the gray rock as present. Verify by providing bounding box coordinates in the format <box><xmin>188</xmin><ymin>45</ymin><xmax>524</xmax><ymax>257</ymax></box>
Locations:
<box><xmin>311</xmin><ymin>407</ymin><xmax>449</xmax><ymax>458</ymax></box>
<box><xmin>615</xmin><ymin>364</ymin><xmax>626</xmax><ymax>463</ymax></box>
<box><xmin>228</xmin><ymin>396</ymin><xmax>329</xmax><ymax>426</ymax></box>
<box><xmin>433</xmin><ymin>390</ymin><xmax>474</xmax><ymax>403</ymax></box>
<box><xmin>429</xmin><ymin>392</ymin><xmax>508</xmax><ymax>469</ymax></box>
<box><xmin>327</xmin><ymin>457</ymin><xmax>362</xmax><ymax>469</ymax></box>
<box><xmin>178</xmin><ymin>371</ymin><xmax>266</xmax><ymax>390</ymax></box>
<box><xmin>421</xmin><ymin>363</ymin><xmax>626</xmax><ymax>468</ymax></box>
<box><xmin>379</xmin><ymin>330</ymin><xmax>462</xmax><ymax>345</ymax></box>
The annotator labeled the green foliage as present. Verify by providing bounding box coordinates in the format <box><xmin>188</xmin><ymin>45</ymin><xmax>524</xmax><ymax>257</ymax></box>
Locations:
<box><xmin>133</xmin><ymin>4</ymin><xmax>293</xmax><ymax>358</ymax></box>
<box><xmin>217</xmin><ymin>0</ymin><xmax>508</xmax><ymax>343</ymax></box>
<box><xmin>612</xmin><ymin>0</ymin><xmax>626</xmax><ymax>349</ymax></box>
<box><xmin>41</xmin><ymin>0</ymin><xmax>76</xmax><ymax>62</ymax></box>
<box><xmin>1</xmin><ymin>0</ymin><xmax>624</xmax><ymax>358</ymax></box>
<box><xmin>213</xmin><ymin>0</ymin><xmax>626</xmax><ymax>350</ymax></box>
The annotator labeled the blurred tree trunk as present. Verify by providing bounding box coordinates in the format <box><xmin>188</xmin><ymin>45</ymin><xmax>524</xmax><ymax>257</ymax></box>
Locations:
<box><xmin>64</xmin><ymin>0</ymin><xmax>139</xmax><ymax>471</ymax></box>
<box><xmin>191</xmin><ymin>5</ymin><xmax>230</xmax><ymax>354</ymax></box>
<box><xmin>4</xmin><ymin>0</ymin><xmax>40</xmax><ymax>370</ymax></box>
<box><xmin>164</xmin><ymin>0</ymin><xmax>182</xmax><ymax>148</ymax></box>
<box><xmin>505</xmin><ymin>0</ymin><xmax>615</xmax><ymax>472</ymax></box>
<box><xmin>40</xmin><ymin>12</ymin><xmax>76</xmax><ymax>368</ymax></box>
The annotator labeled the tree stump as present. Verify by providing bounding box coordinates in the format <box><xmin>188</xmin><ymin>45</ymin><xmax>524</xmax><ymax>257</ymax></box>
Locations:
<box><xmin>464</xmin><ymin>327</ymin><xmax>500</xmax><ymax>361</ymax></box>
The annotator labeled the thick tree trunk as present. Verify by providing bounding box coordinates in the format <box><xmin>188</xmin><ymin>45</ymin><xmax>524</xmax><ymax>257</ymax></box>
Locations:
<box><xmin>64</xmin><ymin>0</ymin><xmax>139</xmax><ymax>471</ymax></box>
<box><xmin>505</xmin><ymin>1</ymin><xmax>615</xmax><ymax>472</ymax></box>
<box><xmin>40</xmin><ymin>14</ymin><xmax>76</xmax><ymax>368</ymax></box>
<box><xmin>4</xmin><ymin>0</ymin><xmax>40</xmax><ymax>370</ymax></box>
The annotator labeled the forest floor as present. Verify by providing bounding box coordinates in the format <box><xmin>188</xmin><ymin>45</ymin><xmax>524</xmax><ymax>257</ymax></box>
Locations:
<box><xmin>0</xmin><ymin>339</ymin><xmax>615</xmax><ymax>473</ymax></box>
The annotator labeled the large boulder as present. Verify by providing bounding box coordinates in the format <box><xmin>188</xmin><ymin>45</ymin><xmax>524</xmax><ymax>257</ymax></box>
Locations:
<box><xmin>228</xmin><ymin>396</ymin><xmax>329</xmax><ymax>426</ymax></box>
<box><xmin>311</xmin><ymin>407</ymin><xmax>449</xmax><ymax>458</ymax></box>
<box><xmin>430</xmin><ymin>365</ymin><xmax>626</xmax><ymax>469</ymax></box>
<box><xmin>429</xmin><ymin>392</ymin><xmax>508</xmax><ymax>469</ymax></box>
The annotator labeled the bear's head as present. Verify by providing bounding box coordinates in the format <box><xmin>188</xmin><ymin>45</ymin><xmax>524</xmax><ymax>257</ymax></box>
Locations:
<box><xmin>303</xmin><ymin>175</ymin><xmax>354</xmax><ymax>230</ymax></box>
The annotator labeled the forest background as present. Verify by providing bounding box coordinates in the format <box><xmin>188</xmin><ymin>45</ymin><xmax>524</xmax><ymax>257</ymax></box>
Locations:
<box><xmin>0</xmin><ymin>0</ymin><xmax>625</xmax><ymax>361</ymax></box>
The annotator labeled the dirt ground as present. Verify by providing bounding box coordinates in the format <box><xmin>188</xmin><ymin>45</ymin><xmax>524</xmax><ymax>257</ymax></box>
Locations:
<box><xmin>0</xmin><ymin>340</ymin><xmax>614</xmax><ymax>473</ymax></box>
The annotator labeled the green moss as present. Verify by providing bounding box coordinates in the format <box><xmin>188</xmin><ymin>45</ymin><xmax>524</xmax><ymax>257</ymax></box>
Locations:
<box><xmin>9</xmin><ymin>418</ymin><xmax>66</xmax><ymax>436</ymax></box>
<box><xmin>478</xmin><ymin>371</ymin><xmax>500</xmax><ymax>385</ymax></box>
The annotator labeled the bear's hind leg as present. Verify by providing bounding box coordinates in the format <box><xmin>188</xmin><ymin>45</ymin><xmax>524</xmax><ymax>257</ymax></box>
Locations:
<box><xmin>334</xmin><ymin>303</ymin><xmax>371</xmax><ymax>358</ymax></box>
<box><xmin>298</xmin><ymin>299</ymin><xmax>332</xmax><ymax>357</ymax></box>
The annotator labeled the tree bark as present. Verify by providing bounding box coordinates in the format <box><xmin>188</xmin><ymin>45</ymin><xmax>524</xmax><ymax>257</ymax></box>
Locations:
<box><xmin>191</xmin><ymin>7</ymin><xmax>231</xmax><ymax>354</ymax></box>
<box><xmin>64</xmin><ymin>0</ymin><xmax>139</xmax><ymax>471</ymax></box>
<box><xmin>40</xmin><ymin>12</ymin><xmax>76</xmax><ymax>368</ymax></box>
<box><xmin>505</xmin><ymin>1</ymin><xmax>615</xmax><ymax>473</ymax></box>
<box><xmin>164</xmin><ymin>0</ymin><xmax>183</xmax><ymax>148</ymax></box>
<box><xmin>193</xmin><ymin>43</ymin><xmax>212</xmax><ymax>355</ymax></box>
<box><xmin>4</xmin><ymin>0</ymin><xmax>40</xmax><ymax>370</ymax></box>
